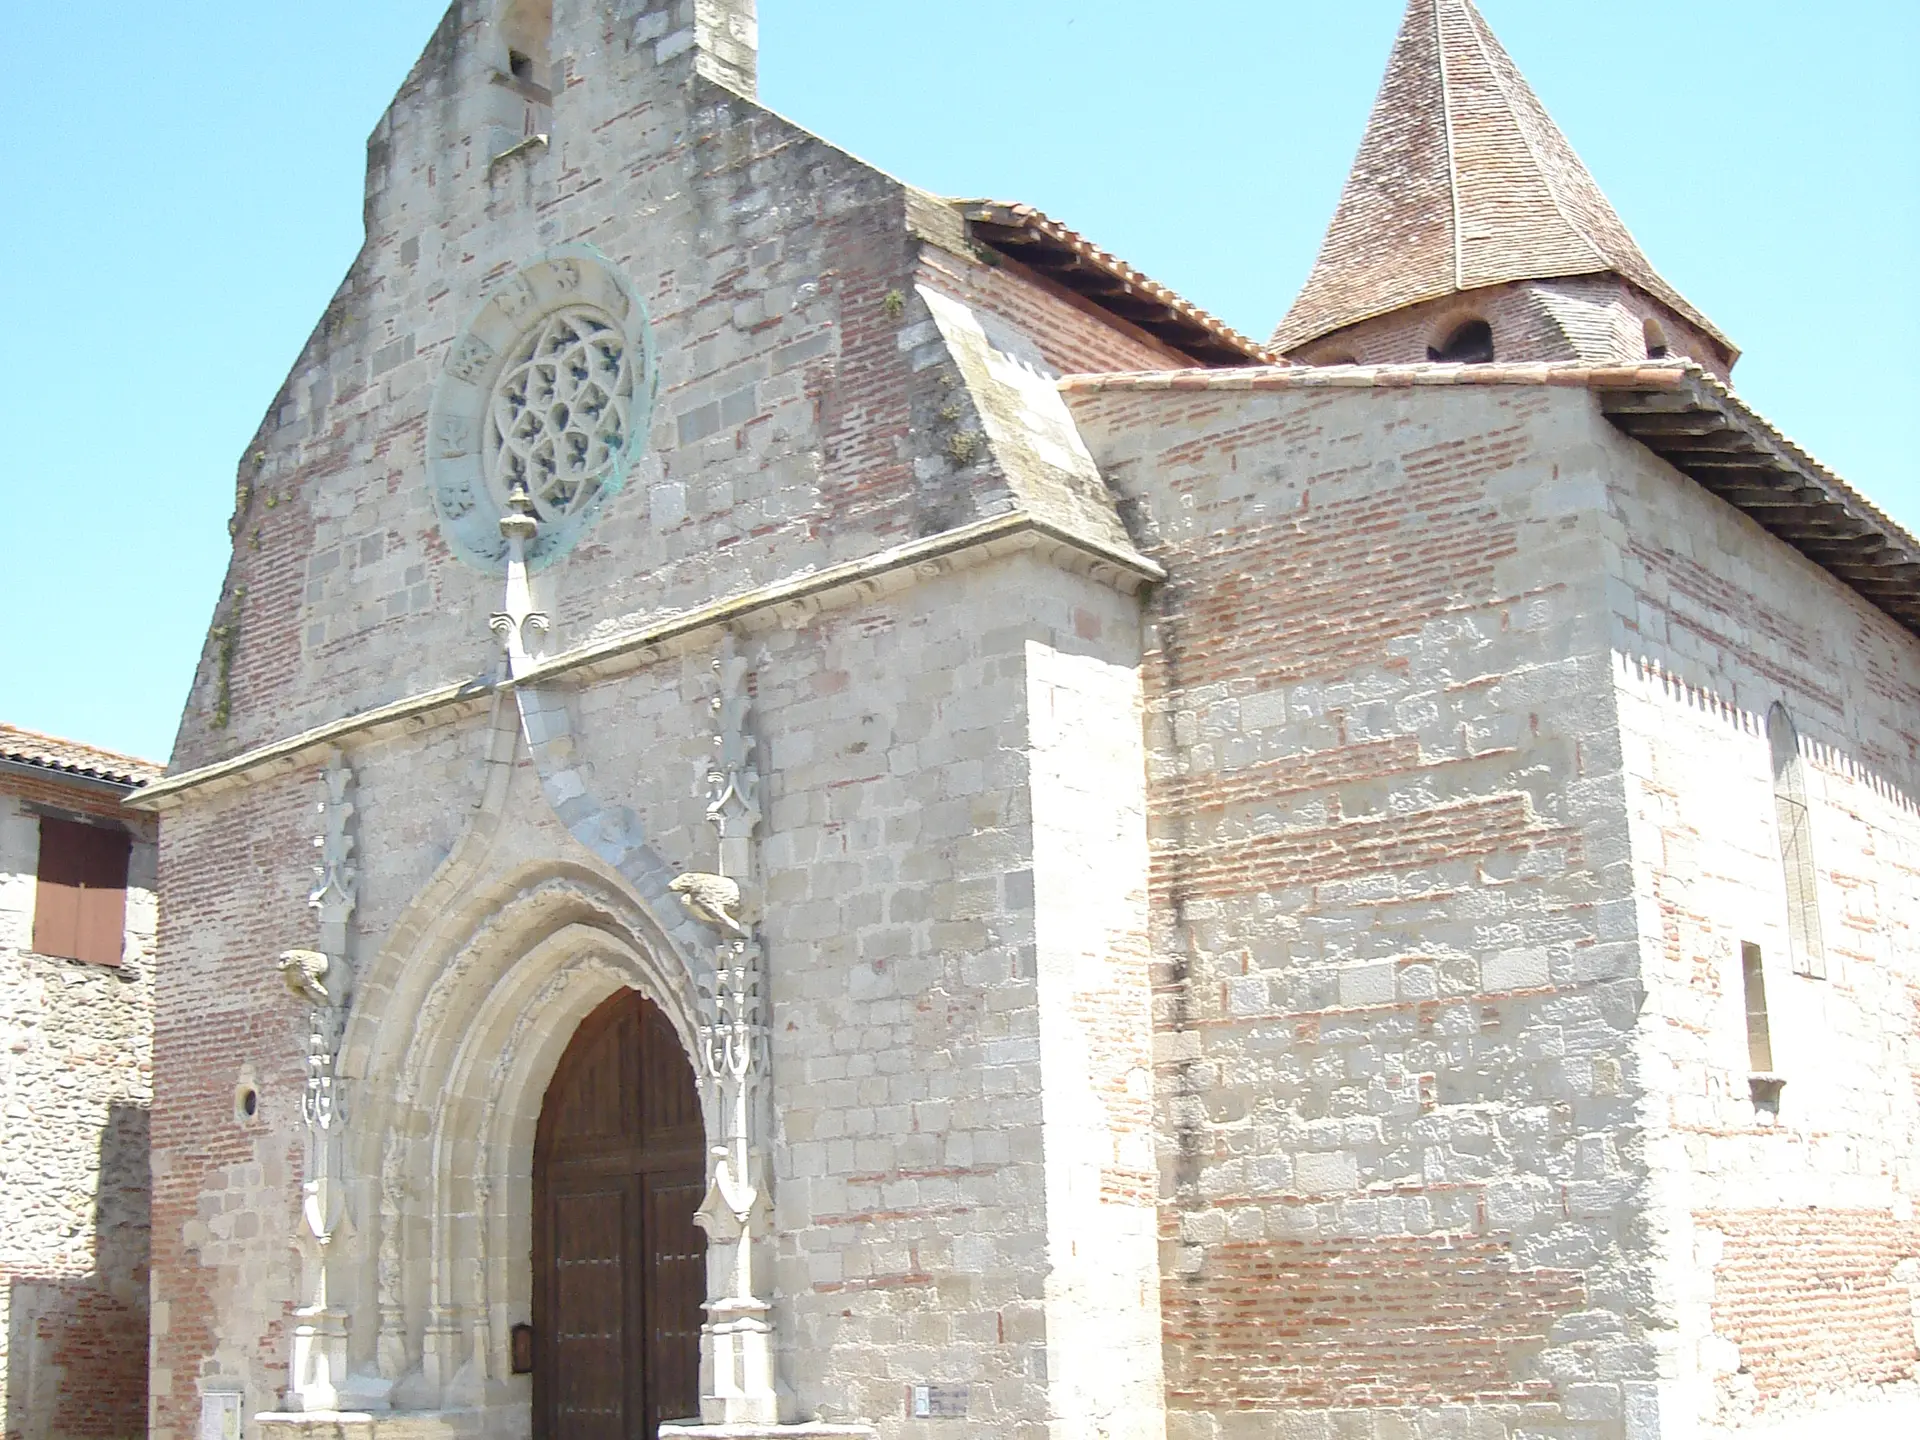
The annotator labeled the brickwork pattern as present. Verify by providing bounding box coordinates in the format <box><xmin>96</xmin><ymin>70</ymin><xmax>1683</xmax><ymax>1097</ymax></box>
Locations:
<box><xmin>1602</xmin><ymin>411</ymin><xmax>1920</xmax><ymax>1427</ymax></box>
<box><xmin>1698</xmin><ymin>1210</ymin><xmax>1920</xmax><ymax>1404</ymax></box>
<box><xmin>1067</xmin><ymin>380</ymin><xmax>1651</xmax><ymax>1438</ymax></box>
<box><xmin>1164</xmin><ymin>1233</ymin><xmax>1585</xmax><ymax>1410</ymax></box>
<box><xmin>147</xmin><ymin>770</ymin><xmax>317</xmax><ymax>1438</ymax></box>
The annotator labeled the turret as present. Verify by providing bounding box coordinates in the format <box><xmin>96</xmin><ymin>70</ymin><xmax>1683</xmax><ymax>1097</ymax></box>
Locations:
<box><xmin>1274</xmin><ymin>0</ymin><xmax>1735</xmax><ymax>376</ymax></box>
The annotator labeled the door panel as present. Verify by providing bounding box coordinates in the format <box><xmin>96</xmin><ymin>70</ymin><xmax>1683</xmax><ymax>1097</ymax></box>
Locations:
<box><xmin>534</xmin><ymin>991</ymin><xmax>706</xmax><ymax>1439</ymax></box>
<box><xmin>549</xmin><ymin>1181</ymin><xmax>633</xmax><ymax>1439</ymax></box>
<box><xmin>644</xmin><ymin>1173</ymin><xmax>708</xmax><ymax>1429</ymax></box>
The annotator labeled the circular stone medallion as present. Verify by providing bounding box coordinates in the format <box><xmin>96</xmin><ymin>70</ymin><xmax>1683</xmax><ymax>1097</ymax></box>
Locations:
<box><xmin>428</xmin><ymin>250</ymin><xmax>657</xmax><ymax>572</ymax></box>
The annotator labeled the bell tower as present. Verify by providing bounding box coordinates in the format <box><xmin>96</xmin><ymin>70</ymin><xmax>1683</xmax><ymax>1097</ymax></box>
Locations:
<box><xmin>1274</xmin><ymin>0</ymin><xmax>1736</xmax><ymax>376</ymax></box>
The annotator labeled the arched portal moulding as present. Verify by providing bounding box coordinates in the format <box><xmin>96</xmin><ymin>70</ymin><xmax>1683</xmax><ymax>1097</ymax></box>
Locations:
<box><xmin>342</xmin><ymin>851</ymin><xmax>714</xmax><ymax>1418</ymax></box>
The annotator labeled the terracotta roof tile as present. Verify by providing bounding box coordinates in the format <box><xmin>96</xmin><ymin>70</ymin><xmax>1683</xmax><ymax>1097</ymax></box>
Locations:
<box><xmin>0</xmin><ymin>724</ymin><xmax>163</xmax><ymax>789</ymax></box>
<box><xmin>1272</xmin><ymin>0</ymin><xmax>1732</xmax><ymax>357</ymax></box>
<box><xmin>955</xmin><ymin>202</ymin><xmax>1278</xmax><ymax>367</ymax></box>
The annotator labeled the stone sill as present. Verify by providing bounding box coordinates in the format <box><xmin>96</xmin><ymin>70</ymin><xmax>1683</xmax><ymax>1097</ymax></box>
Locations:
<box><xmin>255</xmin><ymin>1415</ymin><xmax>875</xmax><ymax>1440</ymax></box>
<box><xmin>254</xmin><ymin>1413</ymin><xmax>483</xmax><ymax>1440</ymax></box>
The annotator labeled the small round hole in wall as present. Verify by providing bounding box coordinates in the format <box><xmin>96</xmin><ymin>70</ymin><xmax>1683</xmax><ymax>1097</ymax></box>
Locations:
<box><xmin>236</xmin><ymin>1085</ymin><xmax>259</xmax><ymax>1121</ymax></box>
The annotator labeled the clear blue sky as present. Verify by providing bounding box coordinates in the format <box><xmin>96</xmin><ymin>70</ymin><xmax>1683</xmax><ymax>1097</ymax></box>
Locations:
<box><xmin>2</xmin><ymin>1</ymin><xmax>1914</xmax><ymax>762</ymax></box>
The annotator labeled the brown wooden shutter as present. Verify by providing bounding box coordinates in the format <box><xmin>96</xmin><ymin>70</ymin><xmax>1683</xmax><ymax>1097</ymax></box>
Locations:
<box><xmin>33</xmin><ymin>818</ymin><xmax>132</xmax><ymax>966</ymax></box>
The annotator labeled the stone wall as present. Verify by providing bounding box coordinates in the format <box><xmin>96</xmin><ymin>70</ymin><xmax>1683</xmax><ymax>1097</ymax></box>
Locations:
<box><xmin>0</xmin><ymin>779</ymin><xmax>155</xmax><ymax>1440</ymax></box>
<box><xmin>1064</xmin><ymin>371</ymin><xmax>1920</xmax><ymax>1437</ymax></box>
<box><xmin>1067</xmin><ymin>377</ymin><xmax>1652</xmax><ymax>1440</ymax></box>
<box><xmin>147</xmin><ymin>1</ymin><xmax>1181</xmax><ymax>1435</ymax></box>
<box><xmin>1603</xmin><ymin>424</ymin><xmax>1920</xmax><ymax>1429</ymax></box>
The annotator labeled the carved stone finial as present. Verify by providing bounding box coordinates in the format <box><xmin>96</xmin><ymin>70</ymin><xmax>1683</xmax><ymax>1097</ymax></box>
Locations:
<box><xmin>498</xmin><ymin>478</ymin><xmax>539</xmax><ymax>543</ymax></box>
<box><xmin>488</xmin><ymin>483</ymin><xmax>549</xmax><ymax>673</ymax></box>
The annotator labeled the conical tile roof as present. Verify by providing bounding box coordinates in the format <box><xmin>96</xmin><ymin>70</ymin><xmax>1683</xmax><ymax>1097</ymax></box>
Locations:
<box><xmin>1273</xmin><ymin>0</ymin><xmax>1730</xmax><ymax>355</ymax></box>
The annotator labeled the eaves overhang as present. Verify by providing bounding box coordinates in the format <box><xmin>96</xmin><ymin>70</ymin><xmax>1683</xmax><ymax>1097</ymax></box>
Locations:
<box><xmin>954</xmin><ymin>201</ymin><xmax>1277</xmax><ymax>368</ymax></box>
<box><xmin>1598</xmin><ymin>367</ymin><xmax>1920</xmax><ymax>638</ymax></box>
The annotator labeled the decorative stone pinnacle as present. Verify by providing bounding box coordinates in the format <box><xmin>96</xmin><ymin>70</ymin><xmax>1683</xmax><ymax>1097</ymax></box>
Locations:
<box><xmin>489</xmin><ymin>481</ymin><xmax>549</xmax><ymax>674</ymax></box>
<box><xmin>498</xmin><ymin>480</ymin><xmax>539</xmax><ymax>543</ymax></box>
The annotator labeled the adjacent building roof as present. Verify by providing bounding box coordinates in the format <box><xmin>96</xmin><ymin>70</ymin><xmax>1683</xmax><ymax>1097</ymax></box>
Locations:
<box><xmin>1271</xmin><ymin>0</ymin><xmax>1732</xmax><ymax>358</ymax></box>
<box><xmin>955</xmin><ymin>202</ymin><xmax>1277</xmax><ymax>367</ymax></box>
<box><xmin>1059</xmin><ymin>362</ymin><xmax>1920</xmax><ymax>641</ymax></box>
<box><xmin>0</xmin><ymin>724</ymin><xmax>163</xmax><ymax>790</ymax></box>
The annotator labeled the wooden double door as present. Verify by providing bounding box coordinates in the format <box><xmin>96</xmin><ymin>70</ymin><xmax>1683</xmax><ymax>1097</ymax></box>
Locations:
<box><xmin>534</xmin><ymin>990</ymin><xmax>706</xmax><ymax>1438</ymax></box>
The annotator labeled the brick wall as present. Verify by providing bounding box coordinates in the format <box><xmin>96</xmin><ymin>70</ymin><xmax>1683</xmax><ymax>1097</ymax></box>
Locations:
<box><xmin>1698</xmin><ymin>1210</ymin><xmax>1920</xmax><ymax>1401</ymax></box>
<box><xmin>1068</xmin><ymin>380</ymin><xmax>1651</xmax><ymax>1439</ymax></box>
<box><xmin>147</xmin><ymin>774</ymin><xmax>310</xmax><ymax>1439</ymax></box>
<box><xmin>1602</xmin><ymin>418</ymin><xmax>1920</xmax><ymax>1427</ymax></box>
<box><xmin>1288</xmin><ymin>275</ymin><xmax>1732</xmax><ymax>380</ymax></box>
<box><xmin>0</xmin><ymin>783</ymin><xmax>155</xmax><ymax>1440</ymax></box>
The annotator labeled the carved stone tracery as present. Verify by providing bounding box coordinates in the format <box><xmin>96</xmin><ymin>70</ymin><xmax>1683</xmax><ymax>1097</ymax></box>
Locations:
<box><xmin>486</xmin><ymin>305</ymin><xmax>634</xmax><ymax>524</ymax></box>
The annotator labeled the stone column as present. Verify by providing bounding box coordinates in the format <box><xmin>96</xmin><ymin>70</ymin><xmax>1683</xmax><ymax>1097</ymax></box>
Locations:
<box><xmin>282</xmin><ymin>751</ymin><xmax>358</xmax><ymax>1412</ymax></box>
<box><xmin>688</xmin><ymin>634</ymin><xmax>780</xmax><ymax>1426</ymax></box>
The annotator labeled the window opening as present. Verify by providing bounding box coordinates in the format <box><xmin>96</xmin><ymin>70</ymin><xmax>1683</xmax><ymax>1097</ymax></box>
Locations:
<box><xmin>1429</xmin><ymin>319</ymin><xmax>1494</xmax><ymax>365</ymax></box>
<box><xmin>1767</xmin><ymin>704</ymin><xmax>1825</xmax><ymax>978</ymax></box>
<box><xmin>499</xmin><ymin>0</ymin><xmax>553</xmax><ymax>90</ymax></box>
<box><xmin>1740</xmin><ymin>942</ymin><xmax>1773</xmax><ymax>1073</ymax></box>
<box><xmin>32</xmin><ymin>817</ymin><xmax>132</xmax><ymax>965</ymax></box>
<box><xmin>1643</xmin><ymin>317</ymin><xmax>1669</xmax><ymax>359</ymax></box>
<box><xmin>1741</xmin><ymin>941</ymin><xmax>1785</xmax><ymax>1123</ymax></box>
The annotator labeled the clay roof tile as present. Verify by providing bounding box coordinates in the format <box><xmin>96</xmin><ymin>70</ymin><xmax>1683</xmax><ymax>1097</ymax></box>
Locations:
<box><xmin>1272</xmin><ymin>0</ymin><xmax>1732</xmax><ymax>357</ymax></box>
<box><xmin>0</xmin><ymin>724</ymin><xmax>163</xmax><ymax>790</ymax></box>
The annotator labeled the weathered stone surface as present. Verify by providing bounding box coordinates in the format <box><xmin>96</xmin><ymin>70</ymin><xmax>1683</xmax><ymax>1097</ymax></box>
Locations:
<box><xmin>137</xmin><ymin>3</ymin><xmax>1920</xmax><ymax>1439</ymax></box>
<box><xmin>0</xmin><ymin>756</ymin><xmax>157</xmax><ymax>1440</ymax></box>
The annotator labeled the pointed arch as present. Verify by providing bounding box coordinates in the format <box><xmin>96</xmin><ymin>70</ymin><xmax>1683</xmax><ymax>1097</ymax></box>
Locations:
<box><xmin>346</xmin><ymin>857</ymin><xmax>713</xmax><ymax>1406</ymax></box>
<box><xmin>1767</xmin><ymin>703</ymin><xmax>1825</xmax><ymax>979</ymax></box>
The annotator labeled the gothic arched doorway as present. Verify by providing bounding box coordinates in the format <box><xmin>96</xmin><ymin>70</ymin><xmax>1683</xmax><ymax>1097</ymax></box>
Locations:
<box><xmin>533</xmin><ymin>988</ymin><xmax>705</xmax><ymax>1436</ymax></box>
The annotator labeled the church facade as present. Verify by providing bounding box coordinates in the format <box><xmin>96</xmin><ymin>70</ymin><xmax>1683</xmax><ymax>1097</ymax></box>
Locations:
<box><xmin>134</xmin><ymin>4</ymin><xmax>1920</xmax><ymax>1440</ymax></box>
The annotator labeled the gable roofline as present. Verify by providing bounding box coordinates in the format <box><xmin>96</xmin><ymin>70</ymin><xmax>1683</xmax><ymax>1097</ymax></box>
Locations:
<box><xmin>953</xmin><ymin>202</ymin><xmax>1277</xmax><ymax>367</ymax></box>
<box><xmin>1272</xmin><ymin>0</ymin><xmax>1734</xmax><ymax>358</ymax></box>
<box><xmin>1060</xmin><ymin>361</ymin><xmax>1919</xmax><ymax>641</ymax></box>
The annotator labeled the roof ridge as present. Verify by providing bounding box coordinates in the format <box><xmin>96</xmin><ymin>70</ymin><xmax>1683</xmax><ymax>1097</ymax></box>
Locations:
<box><xmin>1458</xmin><ymin>0</ymin><xmax>1607</xmax><ymax>275</ymax></box>
<box><xmin>1436</xmin><ymin>0</ymin><xmax>1464</xmax><ymax>292</ymax></box>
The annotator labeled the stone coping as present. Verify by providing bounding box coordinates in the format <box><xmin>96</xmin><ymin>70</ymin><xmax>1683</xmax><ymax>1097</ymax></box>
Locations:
<box><xmin>127</xmin><ymin>509</ymin><xmax>1162</xmax><ymax>812</ymax></box>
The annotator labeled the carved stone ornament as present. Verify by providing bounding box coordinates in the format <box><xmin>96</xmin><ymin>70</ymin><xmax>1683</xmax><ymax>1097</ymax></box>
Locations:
<box><xmin>427</xmin><ymin>247</ymin><xmax>657</xmax><ymax>574</ymax></box>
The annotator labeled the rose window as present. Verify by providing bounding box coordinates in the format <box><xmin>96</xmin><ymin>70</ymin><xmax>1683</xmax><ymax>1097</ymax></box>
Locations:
<box><xmin>485</xmin><ymin>306</ymin><xmax>634</xmax><ymax>522</ymax></box>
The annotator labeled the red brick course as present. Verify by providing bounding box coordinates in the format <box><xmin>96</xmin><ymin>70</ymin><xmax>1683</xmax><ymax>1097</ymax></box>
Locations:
<box><xmin>1701</xmin><ymin>1209</ymin><xmax>1920</xmax><ymax>1402</ymax></box>
<box><xmin>148</xmin><ymin>776</ymin><xmax>310</xmax><ymax>1437</ymax></box>
<box><xmin>1164</xmin><ymin>1233</ymin><xmax>1586</xmax><ymax>1411</ymax></box>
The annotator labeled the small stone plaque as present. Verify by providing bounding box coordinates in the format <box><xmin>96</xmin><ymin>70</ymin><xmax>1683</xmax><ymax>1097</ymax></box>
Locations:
<box><xmin>908</xmin><ymin>1383</ymin><xmax>969</xmax><ymax>1419</ymax></box>
<box><xmin>198</xmin><ymin>1391</ymin><xmax>243</xmax><ymax>1440</ymax></box>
